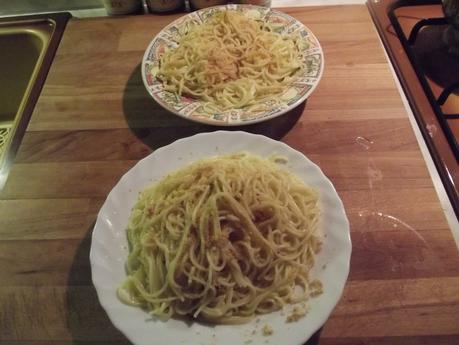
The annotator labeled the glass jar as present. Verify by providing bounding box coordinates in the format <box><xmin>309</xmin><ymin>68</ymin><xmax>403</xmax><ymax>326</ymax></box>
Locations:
<box><xmin>147</xmin><ymin>0</ymin><xmax>184</xmax><ymax>13</ymax></box>
<box><xmin>103</xmin><ymin>0</ymin><xmax>142</xmax><ymax>15</ymax></box>
<box><xmin>190</xmin><ymin>0</ymin><xmax>228</xmax><ymax>10</ymax></box>
<box><xmin>237</xmin><ymin>0</ymin><xmax>271</xmax><ymax>7</ymax></box>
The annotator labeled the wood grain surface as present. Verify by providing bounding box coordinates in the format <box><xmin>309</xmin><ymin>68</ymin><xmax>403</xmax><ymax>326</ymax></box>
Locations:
<box><xmin>1</xmin><ymin>5</ymin><xmax>458</xmax><ymax>345</ymax></box>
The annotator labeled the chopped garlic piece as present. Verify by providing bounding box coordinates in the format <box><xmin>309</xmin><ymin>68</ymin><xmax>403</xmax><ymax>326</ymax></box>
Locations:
<box><xmin>262</xmin><ymin>324</ymin><xmax>274</xmax><ymax>336</ymax></box>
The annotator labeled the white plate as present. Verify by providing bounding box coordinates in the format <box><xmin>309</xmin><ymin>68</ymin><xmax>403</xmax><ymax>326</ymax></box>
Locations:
<box><xmin>90</xmin><ymin>131</ymin><xmax>351</xmax><ymax>345</ymax></box>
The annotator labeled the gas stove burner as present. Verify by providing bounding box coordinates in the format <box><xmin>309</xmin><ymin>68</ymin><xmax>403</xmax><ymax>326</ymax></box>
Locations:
<box><xmin>410</xmin><ymin>22</ymin><xmax>459</xmax><ymax>91</ymax></box>
<box><xmin>369</xmin><ymin>0</ymin><xmax>459</xmax><ymax>217</ymax></box>
<box><xmin>442</xmin><ymin>0</ymin><xmax>459</xmax><ymax>27</ymax></box>
<box><xmin>442</xmin><ymin>0</ymin><xmax>459</xmax><ymax>55</ymax></box>
<box><xmin>389</xmin><ymin>9</ymin><xmax>459</xmax><ymax>159</ymax></box>
<box><xmin>443</xmin><ymin>25</ymin><xmax>459</xmax><ymax>56</ymax></box>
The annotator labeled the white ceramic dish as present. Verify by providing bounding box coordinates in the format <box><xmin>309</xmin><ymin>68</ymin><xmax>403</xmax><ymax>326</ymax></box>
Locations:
<box><xmin>141</xmin><ymin>4</ymin><xmax>324</xmax><ymax>126</ymax></box>
<box><xmin>90</xmin><ymin>131</ymin><xmax>351</xmax><ymax>345</ymax></box>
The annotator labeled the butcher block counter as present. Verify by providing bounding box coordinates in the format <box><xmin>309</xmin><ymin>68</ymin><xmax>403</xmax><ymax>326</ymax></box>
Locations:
<box><xmin>1</xmin><ymin>4</ymin><xmax>458</xmax><ymax>345</ymax></box>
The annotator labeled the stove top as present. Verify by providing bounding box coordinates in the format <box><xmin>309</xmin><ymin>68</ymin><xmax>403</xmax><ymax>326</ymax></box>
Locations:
<box><xmin>368</xmin><ymin>0</ymin><xmax>459</xmax><ymax>218</ymax></box>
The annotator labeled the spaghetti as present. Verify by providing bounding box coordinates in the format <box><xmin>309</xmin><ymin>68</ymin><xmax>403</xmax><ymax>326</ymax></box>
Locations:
<box><xmin>156</xmin><ymin>10</ymin><xmax>305</xmax><ymax>111</ymax></box>
<box><xmin>117</xmin><ymin>153</ymin><xmax>321</xmax><ymax>324</ymax></box>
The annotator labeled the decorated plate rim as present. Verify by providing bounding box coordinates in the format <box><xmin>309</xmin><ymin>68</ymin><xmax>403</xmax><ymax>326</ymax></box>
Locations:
<box><xmin>141</xmin><ymin>5</ymin><xmax>325</xmax><ymax>126</ymax></box>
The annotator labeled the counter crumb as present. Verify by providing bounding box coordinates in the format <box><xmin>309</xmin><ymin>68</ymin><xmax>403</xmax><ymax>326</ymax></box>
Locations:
<box><xmin>262</xmin><ymin>324</ymin><xmax>273</xmax><ymax>336</ymax></box>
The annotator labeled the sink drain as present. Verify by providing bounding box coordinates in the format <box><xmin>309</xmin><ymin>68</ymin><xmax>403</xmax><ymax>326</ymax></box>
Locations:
<box><xmin>0</xmin><ymin>124</ymin><xmax>12</xmax><ymax>163</ymax></box>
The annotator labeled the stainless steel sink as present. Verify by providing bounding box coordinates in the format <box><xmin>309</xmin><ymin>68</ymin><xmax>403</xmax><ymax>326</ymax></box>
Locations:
<box><xmin>0</xmin><ymin>13</ymin><xmax>70</xmax><ymax>189</ymax></box>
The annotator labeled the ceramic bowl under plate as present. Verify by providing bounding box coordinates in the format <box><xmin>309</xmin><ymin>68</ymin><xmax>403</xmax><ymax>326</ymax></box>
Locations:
<box><xmin>141</xmin><ymin>4</ymin><xmax>324</xmax><ymax>126</ymax></box>
<box><xmin>90</xmin><ymin>131</ymin><xmax>351</xmax><ymax>345</ymax></box>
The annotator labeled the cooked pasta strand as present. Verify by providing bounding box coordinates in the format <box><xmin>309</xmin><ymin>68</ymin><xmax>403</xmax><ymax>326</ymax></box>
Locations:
<box><xmin>117</xmin><ymin>153</ymin><xmax>321</xmax><ymax>324</ymax></box>
<box><xmin>156</xmin><ymin>11</ymin><xmax>304</xmax><ymax>111</ymax></box>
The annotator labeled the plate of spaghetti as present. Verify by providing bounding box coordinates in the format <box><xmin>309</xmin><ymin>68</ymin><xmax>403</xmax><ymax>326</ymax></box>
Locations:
<box><xmin>141</xmin><ymin>5</ymin><xmax>324</xmax><ymax>125</ymax></box>
<box><xmin>90</xmin><ymin>131</ymin><xmax>351</xmax><ymax>345</ymax></box>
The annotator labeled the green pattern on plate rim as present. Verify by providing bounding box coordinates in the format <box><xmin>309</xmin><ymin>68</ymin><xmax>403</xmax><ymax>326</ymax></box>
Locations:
<box><xmin>141</xmin><ymin>4</ymin><xmax>324</xmax><ymax>126</ymax></box>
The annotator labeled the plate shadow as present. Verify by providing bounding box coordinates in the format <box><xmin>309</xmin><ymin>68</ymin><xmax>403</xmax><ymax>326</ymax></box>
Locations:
<box><xmin>122</xmin><ymin>64</ymin><xmax>306</xmax><ymax>151</ymax></box>
<box><xmin>66</xmin><ymin>224</ymin><xmax>131</xmax><ymax>345</ymax></box>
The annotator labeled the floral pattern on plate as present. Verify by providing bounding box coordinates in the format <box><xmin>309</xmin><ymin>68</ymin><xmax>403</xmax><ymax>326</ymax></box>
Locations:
<box><xmin>141</xmin><ymin>5</ymin><xmax>324</xmax><ymax>126</ymax></box>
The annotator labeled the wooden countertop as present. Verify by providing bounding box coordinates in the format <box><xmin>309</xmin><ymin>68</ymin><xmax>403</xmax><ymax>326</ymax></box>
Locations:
<box><xmin>1</xmin><ymin>5</ymin><xmax>458</xmax><ymax>345</ymax></box>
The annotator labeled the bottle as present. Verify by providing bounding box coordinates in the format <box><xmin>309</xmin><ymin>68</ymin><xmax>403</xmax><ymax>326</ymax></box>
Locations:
<box><xmin>190</xmin><ymin>0</ymin><xmax>228</xmax><ymax>10</ymax></box>
<box><xmin>103</xmin><ymin>0</ymin><xmax>142</xmax><ymax>15</ymax></box>
<box><xmin>146</xmin><ymin>0</ymin><xmax>184</xmax><ymax>13</ymax></box>
<box><xmin>237</xmin><ymin>0</ymin><xmax>271</xmax><ymax>7</ymax></box>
